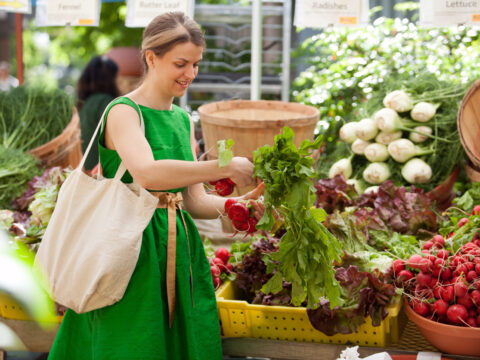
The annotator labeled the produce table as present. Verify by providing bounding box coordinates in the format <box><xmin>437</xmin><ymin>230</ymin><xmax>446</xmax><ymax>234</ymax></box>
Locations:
<box><xmin>221</xmin><ymin>320</ymin><xmax>479</xmax><ymax>360</ymax></box>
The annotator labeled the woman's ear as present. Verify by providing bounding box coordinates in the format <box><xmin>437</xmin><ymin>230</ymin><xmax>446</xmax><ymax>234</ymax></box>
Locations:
<box><xmin>145</xmin><ymin>50</ymin><xmax>156</xmax><ymax>69</ymax></box>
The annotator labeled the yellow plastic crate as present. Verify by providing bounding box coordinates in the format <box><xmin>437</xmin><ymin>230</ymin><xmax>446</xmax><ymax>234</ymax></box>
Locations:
<box><xmin>216</xmin><ymin>281</ymin><xmax>403</xmax><ymax>347</ymax></box>
<box><xmin>0</xmin><ymin>293</ymin><xmax>62</xmax><ymax>323</ymax></box>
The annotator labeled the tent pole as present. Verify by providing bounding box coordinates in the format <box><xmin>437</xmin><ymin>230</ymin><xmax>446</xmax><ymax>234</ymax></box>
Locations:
<box><xmin>15</xmin><ymin>13</ymin><xmax>24</xmax><ymax>85</ymax></box>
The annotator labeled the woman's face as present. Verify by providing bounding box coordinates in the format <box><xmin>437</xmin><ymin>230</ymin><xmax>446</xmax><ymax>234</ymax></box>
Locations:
<box><xmin>148</xmin><ymin>42</ymin><xmax>203</xmax><ymax>98</ymax></box>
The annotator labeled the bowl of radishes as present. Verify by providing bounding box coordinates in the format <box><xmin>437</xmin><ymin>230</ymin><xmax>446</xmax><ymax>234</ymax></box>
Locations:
<box><xmin>394</xmin><ymin>231</ymin><xmax>480</xmax><ymax>356</ymax></box>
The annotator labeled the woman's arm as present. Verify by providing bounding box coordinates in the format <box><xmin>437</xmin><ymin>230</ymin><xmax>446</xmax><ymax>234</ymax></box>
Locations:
<box><xmin>104</xmin><ymin>104</ymin><xmax>254</xmax><ymax>190</ymax></box>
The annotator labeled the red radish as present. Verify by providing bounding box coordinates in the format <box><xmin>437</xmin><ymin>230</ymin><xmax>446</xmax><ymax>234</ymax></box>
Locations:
<box><xmin>454</xmin><ymin>281</ymin><xmax>468</xmax><ymax>298</ymax></box>
<box><xmin>447</xmin><ymin>304</ymin><xmax>468</xmax><ymax>324</ymax></box>
<box><xmin>212</xmin><ymin>257</ymin><xmax>225</xmax><ymax>267</ymax></box>
<box><xmin>441</xmin><ymin>268</ymin><xmax>452</xmax><ymax>281</ymax></box>
<box><xmin>247</xmin><ymin>217</ymin><xmax>258</xmax><ymax>234</ymax></box>
<box><xmin>209</xmin><ymin>180</ymin><xmax>218</xmax><ymax>185</ymax></box>
<box><xmin>232</xmin><ymin>219</ymin><xmax>249</xmax><ymax>232</ymax></box>
<box><xmin>457</xmin><ymin>217</ymin><xmax>469</xmax><ymax>228</ymax></box>
<box><xmin>215</xmin><ymin>248</ymin><xmax>231</xmax><ymax>264</ymax></box>
<box><xmin>226</xmin><ymin>263</ymin><xmax>233</xmax><ymax>272</ymax></box>
<box><xmin>215</xmin><ymin>179</ymin><xmax>235</xmax><ymax>196</ymax></box>
<box><xmin>397</xmin><ymin>270</ymin><xmax>413</xmax><ymax>282</ymax></box>
<box><xmin>466</xmin><ymin>317</ymin><xmax>477</xmax><ymax>327</ymax></box>
<box><xmin>433</xmin><ymin>286</ymin><xmax>442</xmax><ymax>299</ymax></box>
<box><xmin>418</xmin><ymin>258</ymin><xmax>433</xmax><ymax>273</ymax></box>
<box><xmin>392</xmin><ymin>259</ymin><xmax>405</xmax><ymax>274</ymax></box>
<box><xmin>441</xmin><ymin>285</ymin><xmax>454</xmax><ymax>302</ymax></box>
<box><xmin>434</xmin><ymin>299</ymin><xmax>449</xmax><ymax>316</ymax></box>
<box><xmin>457</xmin><ymin>293</ymin><xmax>474</xmax><ymax>309</ymax></box>
<box><xmin>432</xmin><ymin>234</ymin><xmax>445</xmax><ymax>247</ymax></box>
<box><xmin>468</xmin><ymin>309</ymin><xmax>477</xmax><ymax>317</ymax></box>
<box><xmin>210</xmin><ymin>265</ymin><xmax>221</xmax><ymax>278</ymax></box>
<box><xmin>416</xmin><ymin>272</ymin><xmax>432</xmax><ymax>288</ymax></box>
<box><xmin>467</xmin><ymin>270</ymin><xmax>478</xmax><ymax>282</ymax></box>
<box><xmin>436</xmin><ymin>249</ymin><xmax>449</xmax><ymax>259</ymax></box>
<box><xmin>228</xmin><ymin>203</ymin><xmax>249</xmax><ymax>223</ymax></box>
<box><xmin>212</xmin><ymin>276</ymin><xmax>221</xmax><ymax>288</ymax></box>
<box><xmin>412</xmin><ymin>300</ymin><xmax>429</xmax><ymax>316</ymax></box>
<box><xmin>471</xmin><ymin>290</ymin><xmax>480</xmax><ymax>306</ymax></box>
<box><xmin>224</xmin><ymin>198</ymin><xmax>237</xmax><ymax>213</ymax></box>
<box><xmin>408</xmin><ymin>254</ymin><xmax>423</xmax><ymax>269</ymax></box>
<box><xmin>423</xmin><ymin>241</ymin><xmax>434</xmax><ymax>250</ymax></box>
<box><xmin>472</xmin><ymin>205</ymin><xmax>480</xmax><ymax>215</ymax></box>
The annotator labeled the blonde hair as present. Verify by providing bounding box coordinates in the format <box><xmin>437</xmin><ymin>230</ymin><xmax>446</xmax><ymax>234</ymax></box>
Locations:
<box><xmin>141</xmin><ymin>12</ymin><xmax>206</xmax><ymax>72</ymax></box>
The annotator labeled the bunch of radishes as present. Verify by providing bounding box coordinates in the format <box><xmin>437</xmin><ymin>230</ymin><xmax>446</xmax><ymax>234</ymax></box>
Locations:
<box><xmin>209</xmin><ymin>178</ymin><xmax>236</xmax><ymax>196</ymax></box>
<box><xmin>224</xmin><ymin>198</ymin><xmax>258</xmax><ymax>235</ymax></box>
<box><xmin>209</xmin><ymin>247</ymin><xmax>233</xmax><ymax>289</ymax></box>
<box><xmin>394</xmin><ymin>222</ymin><xmax>480</xmax><ymax>327</ymax></box>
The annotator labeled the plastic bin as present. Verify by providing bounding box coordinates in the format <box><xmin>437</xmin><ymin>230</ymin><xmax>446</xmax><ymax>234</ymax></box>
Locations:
<box><xmin>216</xmin><ymin>281</ymin><xmax>403</xmax><ymax>347</ymax></box>
<box><xmin>0</xmin><ymin>293</ymin><xmax>62</xmax><ymax>323</ymax></box>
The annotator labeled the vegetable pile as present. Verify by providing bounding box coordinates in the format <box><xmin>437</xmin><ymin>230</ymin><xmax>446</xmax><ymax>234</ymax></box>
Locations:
<box><xmin>224</xmin><ymin>199</ymin><xmax>259</xmax><ymax>235</ymax></box>
<box><xmin>396</xmin><ymin>207</ymin><xmax>480</xmax><ymax>327</ymax></box>
<box><xmin>320</xmin><ymin>73</ymin><xmax>468</xmax><ymax>192</ymax></box>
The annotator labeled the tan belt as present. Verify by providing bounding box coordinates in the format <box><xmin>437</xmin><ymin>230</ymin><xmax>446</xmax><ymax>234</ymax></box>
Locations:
<box><xmin>152</xmin><ymin>192</ymin><xmax>193</xmax><ymax>328</ymax></box>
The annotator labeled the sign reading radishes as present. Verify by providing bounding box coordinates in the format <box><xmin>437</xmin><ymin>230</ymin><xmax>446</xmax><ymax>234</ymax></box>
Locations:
<box><xmin>420</xmin><ymin>0</ymin><xmax>480</xmax><ymax>26</ymax></box>
<box><xmin>294</xmin><ymin>0</ymin><xmax>368</xmax><ymax>28</ymax></box>
<box><xmin>125</xmin><ymin>0</ymin><xmax>193</xmax><ymax>28</ymax></box>
<box><xmin>39</xmin><ymin>0</ymin><xmax>100</xmax><ymax>26</ymax></box>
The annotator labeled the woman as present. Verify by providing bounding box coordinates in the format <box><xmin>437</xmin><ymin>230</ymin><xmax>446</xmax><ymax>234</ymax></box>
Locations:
<box><xmin>48</xmin><ymin>12</ymin><xmax>262</xmax><ymax>360</ymax></box>
<box><xmin>77</xmin><ymin>55</ymin><xmax>120</xmax><ymax>170</ymax></box>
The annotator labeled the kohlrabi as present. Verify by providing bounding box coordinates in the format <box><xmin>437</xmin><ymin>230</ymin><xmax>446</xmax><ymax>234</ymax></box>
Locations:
<box><xmin>409</xmin><ymin>126</ymin><xmax>432</xmax><ymax>143</ymax></box>
<box><xmin>354</xmin><ymin>118</ymin><xmax>378</xmax><ymax>141</ymax></box>
<box><xmin>351</xmin><ymin>138</ymin><xmax>370</xmax><ymax>155</ymax></box>
<box><xmin>375</xmin><ymin>130</ymin><xmax>402</xmax><ymax>145</ymax></box>
<box><xmin>383</xmin><ymin>90</ymin><xmax>414</xmax><ymax>112</ymax></box>
<box><xmin>329</xmin><ymin>157</ymin><xmax>352</xmax><ymax>179</ymax></box>
<box><xmin>363</xmin><ymin>162</ymin><xmax>391</xmax><ymax>184</ymax></box>
<box><xmin>339</xmin><ymin>122</ymin><xmax>359</xmax><ymax>144</ymax></box>
<box><xmin>387</xmin><ymin>138</ymin><xmax>433</xmax><ymax>163</ymax></box>
<box><xmin>401</xmin><ymin>158</ymin><xmax>432</xmax><ymax>184</ymax></box>
<box><xmin>364</xmin><ymin>143</ymin><xmax>389</xmax><ymax>162</ymax></box>
<box><xmin>410</xmin><ymin>102</ymin><xmax>439</xmax><ymax>122</ymax></box>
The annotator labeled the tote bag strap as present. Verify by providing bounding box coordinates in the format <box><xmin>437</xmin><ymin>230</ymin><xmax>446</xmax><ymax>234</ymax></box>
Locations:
<box><xmin>79</xmin><ymin>97</ymin><xmax>145</xmax><ymax>181</ymax></box>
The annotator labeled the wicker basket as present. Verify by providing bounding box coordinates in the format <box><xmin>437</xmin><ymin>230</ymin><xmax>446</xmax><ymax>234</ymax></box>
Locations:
<box><xmin>457</xmin><ymin>79</ymin><xmax>480</xmax><ymax>168</ymax></box>
<box><xmin>28</xmin><ymin>108</ymin><xmax>82</xmax><ymax>169</ymax></box>
<box><xmin>198</xmin><ymin>100</ymin><xmax>319</xmax><ymax>160</ymax></box>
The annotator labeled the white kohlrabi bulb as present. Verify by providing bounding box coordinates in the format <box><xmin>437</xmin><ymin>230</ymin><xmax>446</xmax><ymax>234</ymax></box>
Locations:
<box><xmin>375</xmin><ymin>130</ymin><xmax>402</xmax><ymax>145</ymax></box>
<box><xmin>363</xmin><ymin>162</ymin><xmax>391</xmax><ymax>184</ymax></box>
<box><xmin>410</xmin><ymin>102</ymin><xmax>438</xmax><ymax>122</ymax></box>
<box><xmin>401</xmin><ymin>158</ymin><xmax>432</xmax><ymax>184</ymax></box>
<box><xmin>339</xmin><ymin>122</ymin><xmax>359</xmax><ymax>144</ymax></box>
<box><xmin>364</xmin><ymin>143</ymin><xmax>389</xmax><ymax>162</ymax></box>
<box><xmin>355</xmin><ymin>118</ymin><xmax>378</xmax><ymax>141</ymax></box>
<box><xmin>409</xmin><ymin>126</ymin><xmax>432</xmax><ymax>143</ymax></box>
<box><xmin>346</xmin><ymin>179</ymin><xmax>363</xmax><ymax>194</ymax></box>
<box><xmin>329</xmin><ymin>158</ymin><xmax>352</xmax><ymax>179</ymax></box>
<box><xmin>374</xmin><ymin>108</ymin><xmax>400</xmax><ymax>132</ymax></box>
<box><xmin>387</xmin><ymin>138</ymin><xmax>416</xmax><ymax>163</ymax></box>
<box><xmin>351</xmin><ymin>139</ymin><xmax>370</xmax><ymax>155</ymax></box>
<box><xmin>383</xmin><ymin>90</ymin><xmax>414</xmax><ymax>112</ymax></box>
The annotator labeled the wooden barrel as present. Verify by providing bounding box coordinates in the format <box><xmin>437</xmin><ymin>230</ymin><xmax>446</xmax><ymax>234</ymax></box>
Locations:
<box><xmin>198</xmin><ymin>100</ymin><xmax>319</xmax><ymax>160</ymax></box>
<box><xmin>465</xmin><ymin>159</ymin><xmax>480</xmax><ymax>182</ymax></box>
<box><xmin>457</xmin><ymin>79</ymin><xmax>480</xmax><ymax>168</ymax></box>
<box><xmin>29</xmin><ymin>109</ymin><xmax>82</xmax><ymax>169</ymax></box>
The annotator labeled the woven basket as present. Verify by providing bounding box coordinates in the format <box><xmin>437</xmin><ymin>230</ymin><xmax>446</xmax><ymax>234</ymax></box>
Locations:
<box><xmin>29</xmin><ymin>108</ymin><xmax>82</xmax><ymax>169</ymax></box>
<box><xmin>198</xmin><ymin>100</ymin><xmax>319</xmax><ymax>160</ymax></box>
<box><xmin>457</xmin><ymin>79</ymin><xmax>480</xmax><ymax>168</ymax></box>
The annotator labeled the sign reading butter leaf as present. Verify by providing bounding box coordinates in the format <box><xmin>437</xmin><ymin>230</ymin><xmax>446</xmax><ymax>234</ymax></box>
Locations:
<box><xmin>420</xmin><ymin>0</ymin><xmax>480</xmax><ymax>26</ymax></box>
<box><xmin>294</xmin><ymin>0</ymin><xmax>368</xmax><ymax>28</ymax></box>
<box><xmin>0</xmin><ymin>0</ymin><xmax>32</xmax><ymax>14</ymax></box>
<box><xmin>125</xmin><ymin>0</ymin><xmax>193</xmax><ymax>28</ymax></box>
<box><xmin>42</xmin><ymin>0</ymin><xmax>100</xmax><ymax>26</ymax></box>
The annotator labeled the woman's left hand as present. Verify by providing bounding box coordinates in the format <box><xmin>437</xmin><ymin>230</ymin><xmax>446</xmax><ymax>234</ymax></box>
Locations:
<box><xmin>240</xmin><ymin>182</ymin><xmax>265</xmax><ymax>220</ymax></box>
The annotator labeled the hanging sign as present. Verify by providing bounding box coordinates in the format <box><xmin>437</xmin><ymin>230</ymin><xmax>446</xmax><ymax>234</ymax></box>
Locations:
<box><xmin>125</xmin><ymin>0</ymin><xmax>193</xmax><ymax>28</ymax></box>
<box><xmin>37</xmin><ymin>0</ymin><xmax>100</xmax><ymax>26</ymax></box>
<box><xmin>294</xmin><ymin>0</ymin><xmax>368</xmax><ymax>28</ymax></box>
<box><xmin>420</xmin><ymin>0</ymin><xmax>480</xmax><ymax>26</ymax></box>
<box><xmin>0</xmin><ymin>0</ymin><xmax>31</xmax><ymax>14</ymax></box>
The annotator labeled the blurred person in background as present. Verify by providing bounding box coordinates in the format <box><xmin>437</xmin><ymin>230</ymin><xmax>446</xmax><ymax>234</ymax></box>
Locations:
<box><xmin>0</xmin><ymin>61</ymin><xmax>19</xmax><ymax>91</ymax></box>
<box><xmin>76</xmin><ymin>55</ymin><xmax>120</xmax><ymax>170</ymax></box>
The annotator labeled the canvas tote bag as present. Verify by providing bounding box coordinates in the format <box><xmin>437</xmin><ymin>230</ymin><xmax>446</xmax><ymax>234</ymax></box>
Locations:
<box><xmin>34</xmin><ymin>98</ymin><xmax>159</xmax><ymax>313</ymax></box>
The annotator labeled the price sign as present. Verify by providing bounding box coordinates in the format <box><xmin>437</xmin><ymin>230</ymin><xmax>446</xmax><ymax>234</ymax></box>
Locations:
<box><xmin>294</xmin><ymin>0</ymin><xmax>368</xmax><ymax>28</ymax></box>
<box><xmin>0</xmin><ymin>0</ymin><xmax>31</xmax><ymax>14</ymax></box>
<box><xmin>37</xmin><ymin>0</ymin><xmax>101</xmax><ymax>26</ymax></box>
<box><xmin>420</xmin><ymin>0</ymin><xmax>480</xmax><ymax>26</ymax></box>
<box><xmin>125</xmin><ymin>0</ymin><xmax>193</xmax><ymax>28</ymax></box>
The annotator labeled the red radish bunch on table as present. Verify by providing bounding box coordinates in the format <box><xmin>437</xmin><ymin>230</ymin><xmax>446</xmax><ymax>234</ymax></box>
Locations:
<box><xmin>224</xmin><ymin>199</ymin><xmax>259</xmax><ymax>235</ymax></box>
<box><xmin>209</xmin><ymin>178</ymin><xmax>236</xmax><ymax>196</ymax></box>
<box><xmin>394</xmin><ymin>231</ymin><xmax>480</xmax><ymax>327</ymax></box>
<box><xmin>209</xmin><ymin>247</ymin><xmax>233</xmax><ymax>289</ymax></box>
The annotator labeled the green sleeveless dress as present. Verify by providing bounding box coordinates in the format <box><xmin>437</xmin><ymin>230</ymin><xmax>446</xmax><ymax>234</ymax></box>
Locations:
<box><xmin>48</xmin><ymin>97</ymin><xmax>223</xmax><ymax>360</ymax></box>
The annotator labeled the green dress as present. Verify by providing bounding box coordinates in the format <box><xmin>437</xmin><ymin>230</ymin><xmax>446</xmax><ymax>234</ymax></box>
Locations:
<box><xmin>48</xmin><ymin>97</ymin><xmax>223</xmax><ymax>360</ymax></box>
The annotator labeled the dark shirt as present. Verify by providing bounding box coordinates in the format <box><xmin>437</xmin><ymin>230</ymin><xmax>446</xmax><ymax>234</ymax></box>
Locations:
<box><xmin>79</xmin><ymin>93</ymin><xmax>114</xmax><ymax>170</ymax></box>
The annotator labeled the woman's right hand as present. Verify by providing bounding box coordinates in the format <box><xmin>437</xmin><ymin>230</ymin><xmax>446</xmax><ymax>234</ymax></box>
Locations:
<box><xmin>225</xmin><ymin>156</ymin><xmax>255</xmax><ymax>187</ymax></box>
